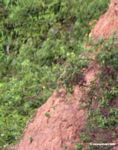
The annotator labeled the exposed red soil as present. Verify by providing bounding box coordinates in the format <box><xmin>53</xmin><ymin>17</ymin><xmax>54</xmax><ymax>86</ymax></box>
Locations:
<box><xmin>12</xmin><ymin>0</ymin><xmax>118</xmax><ymax>149</ymax></box>
<box><xmin>91</xmin><ymin>0</ymin><xmax>118</xmax><ymax>39</ymax></box>
<box><xmin>12</xmin><ymin>62</ymin><xmax>98</xmax><ymax>150</ymax></box>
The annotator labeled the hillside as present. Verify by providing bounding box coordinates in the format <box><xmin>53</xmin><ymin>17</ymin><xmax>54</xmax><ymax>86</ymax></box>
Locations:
<box><xmin>0</xmin><ymin>0</ymin><xmax>118</xmax><ymax>149</ymax></box>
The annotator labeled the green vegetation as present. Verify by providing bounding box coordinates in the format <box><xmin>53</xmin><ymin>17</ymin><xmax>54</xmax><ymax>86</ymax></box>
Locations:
<box><xmin>81</xmin><ymin>38</ymin><xmax>118</xmax><ymax>147</ymax></box>
<box><xmin>74</xmin><ymin>143</ymin><xmax>83</xmax><ymax>150</ymax></box>
<box><xmin>0</xmin><ymin>0</ymin><xmax>111</xmax><ymax>149</ymax></box>
<box><xmin>44</xmin><ymin>112</ymin><xmax>50</xmax><ymax>118</ymax></box>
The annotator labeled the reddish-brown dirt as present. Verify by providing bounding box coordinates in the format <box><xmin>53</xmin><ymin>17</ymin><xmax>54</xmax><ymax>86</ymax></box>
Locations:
<box><xmin>12</xmin><ymin>0</ymin><xmax>118</xmax><ymax>149</ymax></box>
<box><xmin>91</xmin><ymin>0</ymin><xmax>118</xmax><ymax>39</ymax></box>
<box><xmin>12</xmin><ymin>62</ymin><xmax>98</xmax><ymax>150</ymax></box>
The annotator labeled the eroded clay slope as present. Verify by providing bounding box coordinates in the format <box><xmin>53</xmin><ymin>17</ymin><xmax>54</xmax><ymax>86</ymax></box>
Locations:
<box><xmin>12</xmin><ymin>0</ymin><xmax>118</xmax><ymax>149</ymax></box>
<box><xmin>91</xmin><ymin>0</ymin><xmax>118</xmax><ymax>39</ymax></box>
<box><xmin>13</xmin><ymin>62</ymin><xmax>98</xmax><ymax>150</ymax></box>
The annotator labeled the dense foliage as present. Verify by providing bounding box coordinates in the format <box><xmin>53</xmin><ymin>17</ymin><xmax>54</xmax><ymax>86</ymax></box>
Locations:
<box><xmin>0</xmin><ymin>0</ymin><xmax>110</xmax><ymax>148</ymax></box>
<box><xmin>79</xmin><ymin>38</ymin><xmax>118</xmax><ymax>150</ymax></box>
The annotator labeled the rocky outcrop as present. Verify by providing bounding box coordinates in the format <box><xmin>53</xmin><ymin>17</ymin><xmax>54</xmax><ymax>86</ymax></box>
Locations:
<box><xmin>91</xmin><ymin>0</ymin><xmax>118</xmax><ymax>39</ymax></box>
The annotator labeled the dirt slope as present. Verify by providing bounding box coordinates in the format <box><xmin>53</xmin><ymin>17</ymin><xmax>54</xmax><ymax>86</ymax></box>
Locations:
<box><xmin>91</xmin><ymin>0</ymin><xmax>118</xmax><ymax>39</ymax></box>
<box><xmin>12</xmin><ymin>0</ymin><xmax>118</xmax><ymax>149</ymax></box>
<box><xmin>13</xmin><ymin>62</ymin><xmax>98</xmax><ymax>150</ymax></box>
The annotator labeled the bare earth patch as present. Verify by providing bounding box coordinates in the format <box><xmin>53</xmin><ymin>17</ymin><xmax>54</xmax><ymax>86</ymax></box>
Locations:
<box><xmin>12</xmin><ymin>62</ymin><xmax>98</xmax><ymax>150</ymax></box>
<box><xmin>12</xmin><ymin>0</ymin><xmax>118</xmax><ymax>149</ymax></box>
<box><xmin>91</xmin><ymin>0</ymin><xmax>118</xmax><ymax>39</ymax></box>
